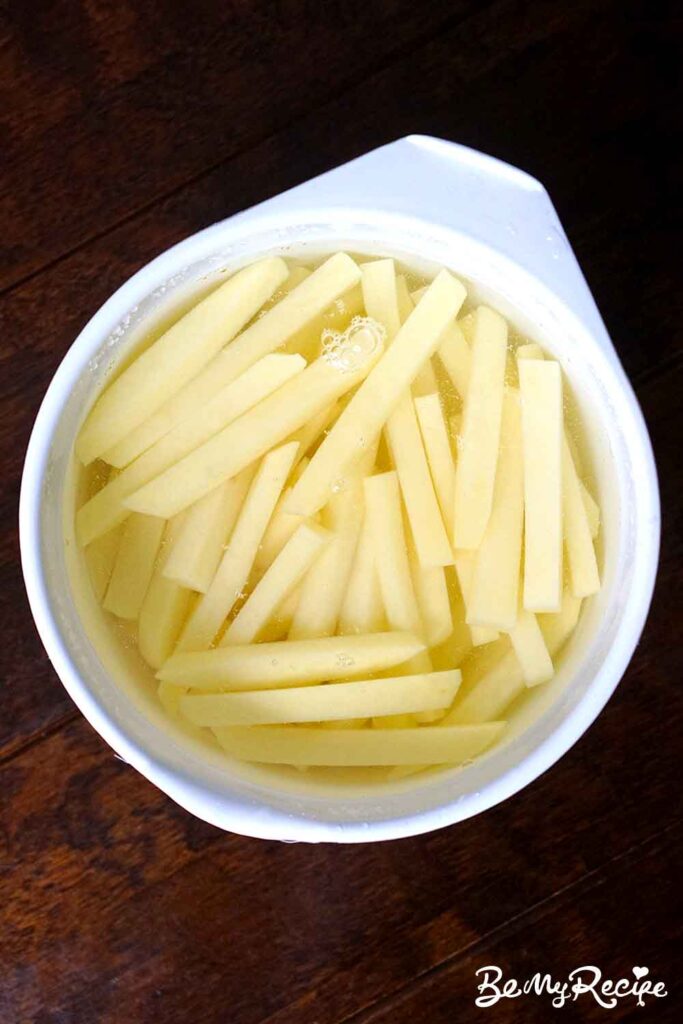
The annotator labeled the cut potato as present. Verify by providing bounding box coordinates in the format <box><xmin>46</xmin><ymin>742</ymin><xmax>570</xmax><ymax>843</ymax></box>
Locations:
<box><xmin>580</xmin><ymin>480</ymin><xmax>600</xmax><ymax>539</ymax></box>
<box><xmin>361</xmin><ymin>258</ymin><xmax>402</xmax><ymax>340</ymax></box>
<box><xmin>519</xmin><ymin>359</ymin><xmax>563</xmax><ymax>611</ymax></box>
<box><xmin>286</xmin><ymin>270</ymin><xmax>467</xmax><ymax>517</ymax></box>
<box><xmin>288</xmin><ymin>401</ymin><xmax>339</xmax><ymax>467</ymax></box>
<box><xmin>538</xmin><ymin>589</ymin><xmax>582</xmax><ymax>656</ymax></box>
<box><xmin>453</xmin><ymin>552</ymin><xmax>499</xmax><ymax>646</ymax></box>
<box><xmin>220</xmin><ymin>522</ymin><xmax>330</xmax><ymax>645</ymax></box>
<box><xmin>395</xmin><ymin>274</ymin><xmax>414</xmax><ymax>323</ymax></box>
<box><xmin>458</xmin><ymin>312</ymin><xmax>475</xmax><ymax>344</ymax></box>
<box><xmin>506</xmin><ymin>608</ymin><xmax>554</xmax><ymax>686</ymax></box>
<box><xmin>176</xmin><ymin>443</ymin><xmax>298</xmax><ymax>652</ymax></box>
<box><xmin>364</xmin><ymin>472</ymin><xmax>422</xmax><ymax>635</ymax></box>
<box><xmin>138</xmin><ymin>517</ymin><xmax>193</xmax><ymax>669</ymax></box>
<box><xmin>437</xmin><ymin>322</ymin><xmax>471</xmax><ymax>399</ymax></box>
<box><xmin>85</xmin><ymin>523</ymin><xmax>123</xmax><ymax>601</ymax></box>
<box><xmin>77</xmin><ymin>353</ymin><xmax>304</xmax><ymax>545</ymax></box>
<box><xmin>159</xmin><ymin>631</ymin><xmax>425</xmax><ymax>689</ymax></box>
<box><xmin>284</xmin><ymin>283</ymin><xmax>364</xmax><ymax>361</ymax></box>
<box><xmin>125</xmin><ymin>328</ymin><xmax>383</xmax><ymax>519</ymax></box>
<box><xmin>414</xmin><ymin>392</ymin><xmax>456</xmax><ymax>534</ymax></box>
<box><xmin>213</xmin><ymin>721</ymin><xmax>505</xmax><ymax>766</ymax></box>
<box><xmin>467</xmin><ymin>389</ymin><xmax>524</xmax><ymax>630</ymax></box>
<box><xmin>410</xmin><ymin>543</ymin><xmax>452</xmax><ymax>648</ymax></box>
<box><xmin>76</xmin><ymin>257</ymin><xmax>289</xmax><ymax>464</ymax></box>
<box><xmin>563</xmin><ymin>436</ymin><xmax>600</xmax><ymax>597</ymax></box>
<box><xmin>338</xmin><ymin>508</ymin><xmax>385</xmax><ymax>635</ymax></box>
<box><xmin>444</xmin><ymin>650</ymin><xmax>523</xmax><ymax>725</ymax></box>
<box><xmin>103</xmin><ymin>513</ymin><xmax>165</xmax><ymax>619</ymax></box>
<box><xmin>453</xmin><ymin>306</ymin><xmax>508</xmax><ymax>549</ymax></box>
<box><xmin>180</xmin><ymin>669</ymin><xmax>461</xmax><ymax>726</ymax></box>
<box><xmin>258</xmin><ymin>586</ymin><xmax>301</xmax><ymax>642</ymax></box>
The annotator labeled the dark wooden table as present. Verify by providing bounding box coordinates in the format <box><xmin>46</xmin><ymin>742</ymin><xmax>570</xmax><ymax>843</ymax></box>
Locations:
<box><xmin>1</xmin><ymin>2</ymin><xmax>681</xmax><ymax>1021</ymax></box>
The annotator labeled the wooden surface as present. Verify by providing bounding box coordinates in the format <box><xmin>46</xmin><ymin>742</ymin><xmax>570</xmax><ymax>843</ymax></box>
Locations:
<box><xmin>1</xmin><ymin>1</ymin><xmax>681</xmax><ymax>1020</ymax></box>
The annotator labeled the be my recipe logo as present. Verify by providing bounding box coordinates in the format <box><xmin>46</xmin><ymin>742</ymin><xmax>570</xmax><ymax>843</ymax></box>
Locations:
<box><xmin>475</xmin><ymin>964</ymin><xmax>668</xmax><ymax>1010</ymax></box>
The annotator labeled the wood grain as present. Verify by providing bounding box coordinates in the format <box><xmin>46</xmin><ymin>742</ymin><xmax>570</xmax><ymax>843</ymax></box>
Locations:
<box><xmin>0</xmin><ymin>0</ymin><xmax>681</xmax><ymax>1020</ymax></box>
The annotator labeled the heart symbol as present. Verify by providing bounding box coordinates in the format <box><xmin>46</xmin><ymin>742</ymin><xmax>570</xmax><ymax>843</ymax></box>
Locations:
<box><xmin>633</xmin><ymin>967</ymin><xmax>649</xmax><ymax>980</ymax></box>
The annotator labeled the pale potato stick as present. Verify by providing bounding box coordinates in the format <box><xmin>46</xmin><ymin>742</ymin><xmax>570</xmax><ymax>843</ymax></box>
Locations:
<box><xmin>443</xmin><ymin>651</ymin><xmax>523</xmax><ymax>725</ymax></box>
<box><xmin>364</xmin><ymin>472</ymin><xmax>422</xmax><ymax>635</ymax></box>
<box><xmin>286</xmin><ymin>270</ymin><xmax>467</xmax><ymax>517</ymax></box>
<box><xmin>258</xmin><ymin>586</ymin><xmax>301</xmax><ymax>642</ymax></box>
<box><xmin>453</xmin><ymin>552</ymin><xmax>499</xmax><ymax>646</ymax></box>
<box><xmin>506</xmin><ymin>609</ymin><xmax>553</xmax><ymax>686</ymax></box>
<box><xmin>125</xmin><ymin>331</ymin><xmax>383</xmax><ymax>519</ymax></box>
<box><xmin>458</xmin><ymin>312</ymin><xmax>475</xmax><ymax>344</ymax></box>
<box><xmin>158</xmin><ymin>632</ymin><xmax>425</xmax><ymax>689</ymax></box>
<box><xmin>181</xmin><ymin>670</ymin><xmax>461</xmax><ymax>726</ymax></box>
<box><xmin>562</xmin><ymin>436</ymin><xmax>600</xmax><ymax>597</ymax></box>
<box><xmin>385</xmin><ymin>393</ymin><xmax>453</xmax><ymax>567</ymax></box>
<box><xmin>516</xmin><ymin>342</ymin><xmax>544</xmax><ymax>361</ymax></box>
<box><xmin>414</xmin><ymin>392</ymin><xmax>456</xmax><ymax>534</ymax></box>
<box><xmin>138</xmin><ymin>517</ymin><xmax>193</xmax><ymax>669</ymax></box>
<box><xmin>77</xmin><ymin>257</ymin><xmax>289</xmax><ymax>464</ymax></box>
<box><xmin>453</xmin><ymin>306</ymin><xmax>508</xmax><ymax>549</ymax></box>
<box><xmin>220</xmin><ymin>522</ymin><xmax>330</xmax><ymax>646</ymax></box>
<box><xmin>85</xmin><ymin>523</ymin><xmax>123</xmax><ymax>601</ymax></box>
<box><xmin>397</xmin><ymin>278</ymin><xmax>439</xmax><ymax>395</ymax></box>
<box><xmin>176</xmin><ymin>443</ymin><xmax>298</xmax><ymax>652</ymax></box>
<box><xmin>538</xmin><ymin>589</ymin><xmax>582</xmax><ymax>656</ymax></box>
<box><xmin>361</xmin><ymin>258</ymin><xmax>402</xmax><ymax>340</ymax></box>
<box><xmin>519</xmin><ymin>359</ymin><xmax>563</xmax><ymax>611</ymax></box>
<box><xmin>213</xmin><ymin>721</ymin><xmax>505</xmax><ymax>766</ymax></box>
<box><xmin>163</xmin><ymin>465</ymin><xmax>255</xmax><ymax>592</ymax></box>
<box><xmin>338</xmin><ymin>510</ymin><xmax>385</xmax><ymax>635</ymax></box>
<box><xmin>103</xmin><ymin>513</ymin><xmax>165</xmax><ymax>619</ymax></box>
<box><xmin>287</xmin><ymin>401</ymin><xmax>339</xmax><ymax>467</ymax></box>
<box><xmin>77</xmin><ymin>353</ymin><xmax>305</xmax><ymax>545</ymax></box>
<box><xmin>410</xmin><ymin>285</ymin><xmax>428</xmax><ymax>304</ymax></box>
<box><xmin>410</xmin><ymin>557</ymin><xmax>452</xmax><ymax>648</ymax></box>
<box><xmin>436</xmin><ymin>322</ymin><xmax>471</xmax><ymax>399</ymax></box>
<box><xmin>467</xmin><ymin>389</ymin><xmax>524</xmax><ymax>630</ymax></box>
<box><xmin>395</xmin><ymin>274</ymin><xmax>414</xmax><ymax>322</ymax></box>
<box><xmin>254</xmin><ymin>488</ymin><xmax>306</xmax><ymax>575</ymax></box>
<box><xmin>580</xmin><ymin>480</ymin><xmax>600</xmax><ymax>539</ymax></box>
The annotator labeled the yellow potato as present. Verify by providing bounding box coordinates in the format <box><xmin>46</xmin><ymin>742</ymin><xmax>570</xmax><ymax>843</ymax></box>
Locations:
<box><xmin>444</xmin><ymin>649</ymin><xmax>523</xmax><ymax>724</ymax></box>
<box><xmin>414</xmin><ymin>392</ymin><xmax>456</xmax><ymax>535</ymax></box>
<box><xmin>563</xmin><ymin>436</ymin><xmax>600</xmax><ymax>597</ymax></box>
<box><xmin>437</xmin><ymin>322</ymin><xmax>471</xmax><ymax>399</ymax></box>
<box><xmin>77</xmin><ymin>257</ymin><xmax>289</xmax><ymax>465</ymax></box>
<box><xmin>395</xmin><ymin>274</ymin><xmax>414</xmax><ymax>322</ymax></box>
<box><xmin>138</xmin><ymin>517</ymin><xmax>193</xmax><ymax>669</ymax></box>
<box><xmin>410</xmin><ymin>543</ymin><xmax>452</xmax><ymax>648</ymax></box>
<box><xmin>103</xmin><ymin>513</ymin><xmax>165</xmax><ymax>620</ymax></box>
<box><xmin>506</xmin><ymin>608</ymin><xmax>553</xmax><ymax>687</ymax></box>
<box><xmin>213</xmin><ymin>721</ymin><xmax>505</xmax><ymax>766</ymax></box>
<box><xmin>453</xmin><ymin>552</ymin><xmax>499</xmax><ymax>646</ymax></box>
<box><xmin>85</xmin><ymin>523</ymin><xmax>123</xmax><ymax>602</ymax></box>
<box><xmin>361</xmin><ymin>258</ymin><xmax>402</xmax><ymax>339</ymax></box>
<box><xmin>287</xmin><ymin>401</ymin><xmax>339</xmax><ymax>467</ymax></box>
<box><xmin>364</xmin><ymin>472</ymin><xmax>422</xmax><ymax>635</ymax></box>
<box><xmin>337</xmin><ymin>509</ymin><xmax>385</xmax><ymax>635</ymax></box>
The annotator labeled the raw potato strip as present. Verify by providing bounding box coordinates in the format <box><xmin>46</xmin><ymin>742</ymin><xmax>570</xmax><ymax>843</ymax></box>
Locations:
<box><xmin>176</xmin><ymin>443</ymin><xmax>299</xmax><ymax>652</ymax></box>
<box><xmin>287</xmin><ymin>270</ymin><xmax>467</xmax><ymax>517</ymax></box>
<box><xmin>410</xmin><ymin>541</ymin><xmax>452</xmax><ymax>648</ymax></box>
<box><xmin>519</xmin><ymin>359</ymin><xmax>563</xmax><ymax>611</ymax></box>
<box><xmin>562</xmin><ymin>437</ymin><xmax>600</xmax><ymax>597</ymax></box>
<box><xmin>163</xmin><ymin>465</ymin><xmax>255</xmax><ymax>592</ymax></box>
<box><xmin>539</xmin><ymin>590</ymin><xmax>582</xmax><ymax>656</ymax></box>
<box><xmin>258</xmin><ymin>586</ymin><xmax>301</xmax><ymax>642</ymax></box>
<box><xmin>397</xmin><ymin>279</ymin><xmax>438</xmax><ymax>394</ymax></box>
<box><xmin>338</xmin><ymin>510</ymin><xmax>385</xmax><ymax>635</ymax></box>
<box><xmin>77</xmin><ymin>257</ymin><xmax>289</xmax><ymax>464</ymax></box>
<box><xmin>580</xmin><ymin>481</ymin><xmax>600</xmax><ymax>539</ymax></box>
<box><xmin>125</xmin><ymin>328</ymin><xmax>383</xmax><ymax>519</ymax></box>
<box><xmin>138</xmin><ymin>517</ymin><xmax>193</xmax><ymax>669</ymax></box>
<box><xmin>361</xmin><ymin>259</ymin><xmax>402</xmax><ymax>340</ymax></box>
<box><xmin>454</xmin><ymin>553</ymin><xmax>499</xmax><ymax>646</ymax></box>
<box><xmin>458</xmin><ymin>312</ymin><xmax>475</xmax><ymax>344</ymax></box>
<box><xmin>213</xmin><ymin>722</ymin><xmax>505</xmax><ymax>766</ymax></box>
<box><xmin>181</xmin><ymin>670</ymin><xmax>461</xmax><ymax>726</ymax></box>
<box><xmin>364</xmin><ymin>472</ymin><xmax>422</xmax><ymax>635</ymax></box>
<box><xmin>467</xmin><ymin>389</ymin><xmax>524</xmax><ymax>630</ymax></box>
<box><xmin>444</xmin><ymin>651</ymin><xmax>523</xmax><ymax>725</ymax></box>
<box><xmin>516</xmin><ymin>343</ymin><xmax>544</xmax><ymax>361</ymax></box>
<box><xmin>453</xmin><ymin>306</ymin><xmax>508</xmax><ymax>549</ymax></box>
<box><xmin>103</xmin><ymin>513</ymin><xmax>165</xmax><ymax>619</ymax></box>
<box><xmin>220</xmin><ymin>522</ymin><xmax>330</xmax><ymax>646</ymax></box>
<box><xmin>77</xmin><ymin>354</ymin><xmax>305</xmax><ymax>545</ymax></box>
<box><xmin>395</xmin><ymin>274</ymin><xmax>414</xmax><ymax>322</ymax></box>
<box><xmin>288</xmin><ymin>401</ymin><xmax>339</xmax><ymax>468</ymax></box>
<box><xmin>85</xmin><ymin>524</ymin><xmax>123</xmax><ymax>601</ymax></box>
<box><xmin>506</xmin><ymin>609</ymin><xmax>553</xmax><ymax>686</ymax></box>
<box><xmin>437</xmin><ymin>323</ymin><xmax>471</xmax><ymax>399</ymax></box>
<box><xmin>159</xmin><ymin>632</ymin><xmax>425</xmax><ymax>689</ymax></box>
<box><xmin>415</xmin><ymin>392</ymin><xmax>456</xmax><ymax>534</ymax></box>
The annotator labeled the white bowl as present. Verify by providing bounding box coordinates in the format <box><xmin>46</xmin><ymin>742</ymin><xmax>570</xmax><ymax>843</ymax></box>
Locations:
<box><xmin>20</xmin><ymin>136</ymin><xmax>659</xmax><ymax>842</ymax></box>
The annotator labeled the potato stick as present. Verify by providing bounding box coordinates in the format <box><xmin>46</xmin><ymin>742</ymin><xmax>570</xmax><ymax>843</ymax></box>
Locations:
<box><xmin>458</xmin><ymin>312</ymin><xmax>475</xmax><ymax>344</ymax></box>
<box><xmin>159</xmin><ymin>632</ymin><xmax>425</xmax><ymax>689</ymax></box>
<box><xmin>506</xmin><ymin>609</ymin><xmax>553</xmax><ymax>686</ymax></box>
<box><xmin>453</xmin><ymin>306</ymin><xmax>508</xmax><ymax>549</ymax></box>
<box><xmin>85</xmin><ymin>523</ymin><xmax>123</xmax><ymax>601</ymax></box>
<box><xmin>538</xmin><ymin>589</ymin><xmax>582</xmax><ymax>656</ymax></box>
<box><xmin>138</xmin><ymin>517</ymin><xmax>193</xmax><ymax>669</ymax></box>
<box><xmin>444</xmin><ymin>651</ymin><xmax>523</xmax><ymax>725</ymax></box>
<box><xmin>284</xmin><ymin>283</ymin><xmax>364</xmax><ymax>361</ymax></box>
<box><xmin>385</xmin><ymin>392</ymin><xmax>453</xmax><ymax>567</ymax></box>
<box><xmin>213</xmin><ymin>721</ymin><xmax>504</xmax><ymax>766</ymax></box>
<box><xmin>580</xmin><ymin>480</ymin><xmax>600</xmax><ymax>539</ymax></box>
<box><xmin>414</xmin><ymin>392</ymin><xmax>456</xmax><ymax>534</ymax></box>
<box><xmin>453</xmin><ymin>552</ymin><xmax>499</xmax><ymax>646</ymax></box>
<box><xmin>78</xmin><ymin>258</ymin><xmax>289</xmax><ymax>465</ymax></box>
<box><xmin>163</xmin><ymin>465</ymin><xmax>255</xmax><ymax>592</ymax></box>
<box><xmin>125</xmin><ymin>330</ymin><xmax>383</xmax><ymax>519</ymax></box>
<box><xmin>361</xmin><ymin>258</ymin><xmax>402</xmax><ymax>340</ymax></box>
<box><xmin>220</xmin><ymin>522</ymin><xmax>330</xmax><ymax>646</ymax></box>
<box><xmin>519</xmin><ymin>359</ymin><xmax>563</xmax><ymax>611</ymax></box>
<box><xmin>364</xmin><ymin>471</ymin><xmax>423</xmax><ymax>636</ymax></box>
<box><xmin>181</xmin><ymin>669</ymin><xmax>461</xmax><ymax>726</ymax></box>
<box><xmin>516</xmin><ymin>342</ymin><xmax>544</xmax><ymax>361</ymax></box>
<box><xmin>338</xmin><ymin>510</ymin><xmax>385</xmax><ymax>635</ymax></box>
<box><xmin>410</xmin><ymin>285</ymin><xmax>428</xmax><ymax>304</ymax></box>
<box><xmin>254</xmin><ymin>489</ymin><xmax>306</xmax><ymax>575</ymax></box>
<box><xmin>319</xmin><ymin>718</ymin><xmax>368</xmax><ymax>730</ymax></box>
<box><xmin>287</xmin><ymin>401</ymin><xmax>339</xmax><ymax>467</ymax></box>
<box><xmin>412</xmin><ymin>358</ymin><xmax>440</xmax><ymax>397</ymax></box>
<box><xmin>437</xmin><ymin>322</ymin><xmax>471</xmax><ymax>399</ymax></box>
<box><xmin>77</xmin><ymin>354</ymin><xmax>305</xmax><ymax>545</ymax></box>
<box><xmin>176</xmin><ymin>443</ymin><xmax>298</xmax><ymax>651</ymax></box>
<box><xmin>286</xmin><ymin>270</ymin><xmax>467</xmax><ymax>517</ymax></box>
<box><xmin>395</xmin><ymin>274</ymin><xmax>414</xmax><ymax>322</ymax></box>
<box><xmin>289</xmin><ymin>479</ymin><xmax>364</xmax><ymax>639</ymax></box>
<box><xmin>258</xmin><ymin>586</ymin><xmax>301</xmax><ymax>642</ymax></box>
<box><xmin>410</xmin><ymin>549</ymin><xmax>452</xmax><ymax>648</ymax></box>
<box><xmin>103</xmin><ymin>513</ymin><xmax>165</xmax><ymax>619</ymax></box>
<box><xmin>467</xmin><ymin>389</ymin><xmax>524</xmax><ymax>630</ymax></box>
<box><xmin>563</xmin><ymin>436</ymin><xmax>600</xmax><ymax>597</ymax></box>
